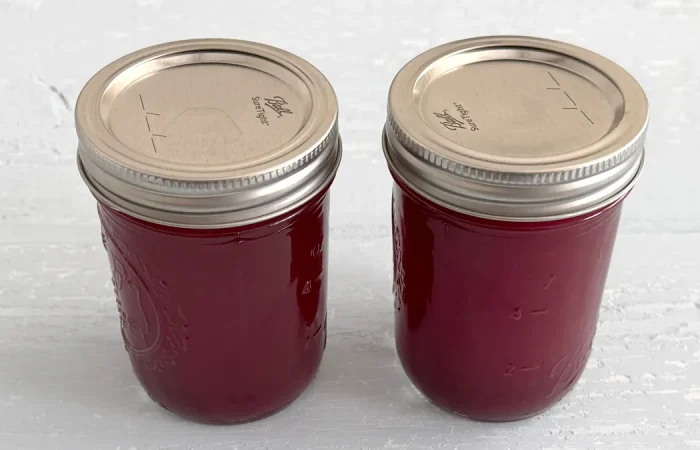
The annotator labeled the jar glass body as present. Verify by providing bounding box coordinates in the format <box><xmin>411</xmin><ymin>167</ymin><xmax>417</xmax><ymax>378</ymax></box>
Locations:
<box><xmin>97</xmin><ymin>189</ymin><xmax>331</xmax><ymax>424</ymax></box>
<box><xmin>392</xmin><ymin>177</ymin><xmax>624</xmax><ymax>421</ymax></box>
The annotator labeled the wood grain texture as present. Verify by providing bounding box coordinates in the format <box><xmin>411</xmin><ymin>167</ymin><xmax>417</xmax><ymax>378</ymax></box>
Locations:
<box><xmin>1</xmin><ymin>0</ymin><xmax>699</xmax><ymax>448</ymax></box>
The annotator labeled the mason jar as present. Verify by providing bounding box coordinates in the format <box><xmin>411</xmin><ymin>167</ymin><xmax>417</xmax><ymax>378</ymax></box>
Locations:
<box><xmin>382</xmin><ymin>36</ymin><xmax>648</xmax><ymax>421</ymax></box>
<box><xmin>76</xmin><ymin>39</ymin><xmax>341</xmax><ymax>424</ymax></box>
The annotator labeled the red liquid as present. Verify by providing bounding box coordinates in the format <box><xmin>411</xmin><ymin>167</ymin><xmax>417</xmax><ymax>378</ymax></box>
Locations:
<box><xmin>97</xmin><ymin>189</ymin><xmax>330</xmax><ymax>424</ymax></box>
<box><xmin>392</xmin><ymin>178</ymin><xmax>623</xmax><ymax>421</ymax></box>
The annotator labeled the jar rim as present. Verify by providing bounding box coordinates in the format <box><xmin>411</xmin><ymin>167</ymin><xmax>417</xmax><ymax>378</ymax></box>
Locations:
<box><xmin>383</xmin><ymin>127</ymin><xmax>643</xmax><ymax>222</ymax></box>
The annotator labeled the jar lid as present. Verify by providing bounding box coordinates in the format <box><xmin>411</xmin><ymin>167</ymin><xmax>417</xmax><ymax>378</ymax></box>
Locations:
<box><xmin>383</xmin><ymin>36</ymin><xmax>648</xmax><ymax>221</ymax></box>
<box><xmin>76</xmin><ymin>39</ymin><xmax>341</xmax><ymax>228</ymax></box>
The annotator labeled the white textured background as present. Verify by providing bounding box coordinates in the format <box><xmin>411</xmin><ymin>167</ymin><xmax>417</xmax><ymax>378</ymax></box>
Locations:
<box><xmin>1</xmin><ymin>1</ymin><xmax>699</xmax><ymax>449</ymax></box>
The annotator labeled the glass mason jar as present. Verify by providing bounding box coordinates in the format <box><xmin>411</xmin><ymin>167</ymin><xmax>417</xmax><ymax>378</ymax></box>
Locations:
<box><xmin>382</xmin><ymin>36</ymin><xmax>648</xmax><ymax>421</ymax></box>
<box><xmin>76</xmin><ymin>39</ymin><xmax>342</xmax><ymax>424</ymax></box>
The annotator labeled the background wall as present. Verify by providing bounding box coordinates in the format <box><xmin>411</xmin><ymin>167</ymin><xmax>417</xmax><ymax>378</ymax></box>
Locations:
<box><xmin>1</xmin><ymin>1</ymin><xmax>699</xmax><ymax>449</ymax></box>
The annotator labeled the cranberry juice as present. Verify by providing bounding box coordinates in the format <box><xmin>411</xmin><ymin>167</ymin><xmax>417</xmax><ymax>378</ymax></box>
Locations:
<box><xmin>98</xmin><ymin>190</ymin><xmax>330</xmax><ymax>423</ymax></box>
<box><xmin>392</xmin><ymin>179</ymin><xmax>622</xmax><ymax>421</ymax></box>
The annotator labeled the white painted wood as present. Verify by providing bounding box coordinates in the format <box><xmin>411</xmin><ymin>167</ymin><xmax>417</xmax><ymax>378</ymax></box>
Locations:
<box><xmin>1</xmin><ymin>0</ymin><xmax>699</xmax><ymax>448</ymax></box>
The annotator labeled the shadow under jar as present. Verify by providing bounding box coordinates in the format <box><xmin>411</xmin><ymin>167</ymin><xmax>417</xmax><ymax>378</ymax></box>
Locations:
<box><xmin>75</xmin><ymin>39</ymin><xmax>342</xmax><ymax>424</ymax></box>
<box><xmin>382</xmin><ymin>36</ymin><xmax>648</xmax><ymax>422</ymax></box>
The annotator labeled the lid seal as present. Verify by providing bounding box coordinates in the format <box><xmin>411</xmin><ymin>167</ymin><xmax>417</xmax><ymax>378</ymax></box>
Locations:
<box><xmin>383</xmin><ymin>36</ymin><xmax>648</xmax><ymax>221</ymax></box>
<box><xmin>77</xmin><ymin>39</ymin><xmax>340</xmax><ymax>228</ymax></box>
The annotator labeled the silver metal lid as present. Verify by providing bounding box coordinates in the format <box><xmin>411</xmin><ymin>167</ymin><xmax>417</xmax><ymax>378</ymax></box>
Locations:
<box><xmin>383</xmin><ymin>36</ymin><xmax>648</xmax><ymax>221</ymax></box>
<box><xmin>76</xmin><ymin>39</ymin><xmax>341</xmax><ymax>228</ymax></box>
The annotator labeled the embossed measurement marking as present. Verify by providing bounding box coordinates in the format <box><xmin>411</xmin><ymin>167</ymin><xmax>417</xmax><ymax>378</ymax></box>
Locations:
<box><xmin>140</xmin><ymin>94</ymin><xmax>166</xmax><ymax>153</ymax></box>
<box><xmin>547</xmin><ymin>72</ymin><xmax>595</xmax><ymax>125</ymax></box>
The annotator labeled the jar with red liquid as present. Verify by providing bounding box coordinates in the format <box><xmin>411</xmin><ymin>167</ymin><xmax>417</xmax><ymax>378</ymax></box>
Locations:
<box><xmin>382</xmin><ymin>36</ymin><xmax>648</xmax><ymax>421</ymax></box>
<box><xmin>75</xmin><ymin>39</ymin><xmax>341</xmax><ymax>424</ymax></box>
